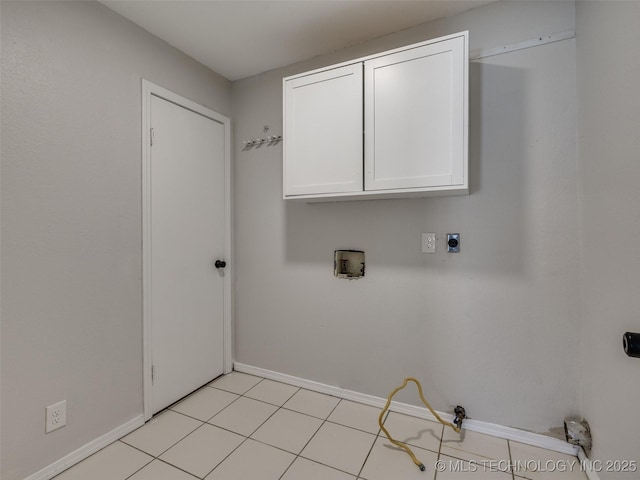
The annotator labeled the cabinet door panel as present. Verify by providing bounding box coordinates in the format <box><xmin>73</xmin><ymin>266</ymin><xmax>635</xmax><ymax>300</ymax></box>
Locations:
<box><xmin>284</xmin><ymin>64</ymin><xmax>363</xmax><ymax>196</ymax></box>
<box><xmin>365</xmin><ymin>36</ymin><xmax>466</xmax><ymax>191</ymax></box>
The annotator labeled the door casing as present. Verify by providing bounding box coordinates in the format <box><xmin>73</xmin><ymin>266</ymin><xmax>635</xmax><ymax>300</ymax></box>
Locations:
<box><xmin>141</xmin><ymin>79</ymin><xmax>232</xmax><ymax>421</ymax></box>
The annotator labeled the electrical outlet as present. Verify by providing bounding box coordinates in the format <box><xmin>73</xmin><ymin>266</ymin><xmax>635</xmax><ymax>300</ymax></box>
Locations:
<box><xmin>447</xmin><ymin>233</ymin><xmax>460</xmax><ymax>253</ymax></box>
<box><xmin>421</xmin><ymin>233</ymin><xmax>436</xmax><ymax>253</ymax></box>
<box><xmin>45</xmin><ymin>400</ymin><xmax>66</xmax><ymax>433</ymax></box>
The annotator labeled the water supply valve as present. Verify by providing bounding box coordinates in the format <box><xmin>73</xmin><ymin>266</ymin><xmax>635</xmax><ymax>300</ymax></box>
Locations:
<box><xmin>453</xmin><ymin>405</ymin><xmax>467</xmax><ymax>428</ymax></box>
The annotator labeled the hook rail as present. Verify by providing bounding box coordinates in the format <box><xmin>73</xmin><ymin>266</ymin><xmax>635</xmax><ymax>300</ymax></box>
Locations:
<box><xmin>242</xmin><ymin>135</ymin><xmax>282</xmax><ymax>149</ymax></box>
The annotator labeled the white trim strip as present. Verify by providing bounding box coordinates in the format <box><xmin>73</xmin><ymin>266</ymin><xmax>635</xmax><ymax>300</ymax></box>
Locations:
<box><xmin>24</xmin><ymin>415</ymin><xmax>145</xmax><ymax>480</ymax></box>
<box><xmin>234</xmin><ymin>363</ymin><xmax>580</xmax><ymax>457</ymax></box>
<box><xmin>578</xmin><ymin>449</ymin><xmax>603</xmax><ymax>480</ymax></box>
<box><xmin>470</xmin><ymin>30</ymin><xmax>575</xmax><ymax>61</ymax></box>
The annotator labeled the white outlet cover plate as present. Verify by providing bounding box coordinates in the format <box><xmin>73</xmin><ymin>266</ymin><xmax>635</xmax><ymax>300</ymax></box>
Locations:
<box><xmin>46</xmin><ymin>400</ymin><xmax>67</xmax><ymax>433</ymax></box>
<box><xmin>421</xmin><ymin>233</ymin><xmax>436</xmax><ymax>253</ymax></box>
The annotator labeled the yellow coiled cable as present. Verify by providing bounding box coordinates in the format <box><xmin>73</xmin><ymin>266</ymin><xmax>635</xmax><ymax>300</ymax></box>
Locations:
<box><xmin>378</xmin><ymin>377</ymin><xmax>463</xmax><ymax>472</ymax></box>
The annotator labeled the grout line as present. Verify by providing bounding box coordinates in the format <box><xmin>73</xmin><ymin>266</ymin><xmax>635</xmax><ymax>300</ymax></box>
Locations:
<box><xmin>157</xmin><ymin>421</ymin><xmax>210</xmax><ymax>459</ymax></box>
<box><xmin>117</xmin><ymin>426</ymin><xmax>213</xmax><ymax>480</ymax></box>
<box><xmin>116</xmin><ymin>439</ymin><xmax>157</xmax><ymax>459</ymax></box>
<box><xmin>203</xmin><ymin>377</ymin><xmax>303</xmax><ymax>479</ymax></box>
<box><xmin>167</xmin><ymin>408</ymin><xmax>210</xmax><ymax>424</ymax></box>
<box><xmin>202</xmin><ymin>394</ymin><xmax>282</xmax><ymax>428</ymax></box>
<box><xmin>119</xmin><ymin>442</ymin><xmax>154</xmax><ymax>480</ymax></box>
<box><xmin>241</xmin><ymin>395</ymin><xmax>287</xmax><ymax>438</ymax></box>
<box><xmin>121</xmin><ymin>413</ymin><xmax>205</xmax><ymax>459</ymax></box>
<box><xmin>279</xmin><ymin>404</ymin><xmax>338</xmax><ymax>421</ymax></box>
<box><xmin>201</xmin><ymin>383</ymin><xmax>295</xmax><ymax>479</ymax></box>
<box><xmin>280</xmin><ymin>398</ymin><xmax>342</xmax><ymax>478</ymax></box>
<box><xmin>276</xmin><ymin>449</ymin><xmax>298</xmax><ymax>479</ymax></box>
<box><xmin>207</xmin><ymin>383</ymin><xmax>258</xmax><ymax>396</ymax></box>
<box><xmin>355</xmin><ymin>409</ymin><xmax>386</xmax><ymax>479</ymax></box>
<box><xmin>169</xmin><ymin>384</ymin><xmax>244</xmax><ymax>424</ymax></box>
<box><xmin>242</xmin><ymin>379</ymin><xmax>301</xmax><ymax>408</ymax></box>
<box><xmin>433</xmin><ymin>421</ymin><xmax>444</xmax><ymax>480</ymax></box>
<box><xmin>200</xmin><ymin>434</ymin><xmax>250</xmax><ymax>479</ymax></box>
<box><xmin>278</xmin><ymin>397</ymin><xmax>357</xmax><ymax>479</ymax></box>
<box><xmin>154</xmin><ymin>458</ymin><xmax>201</xmax><ymax>479</ymax></box>
<box><xmin>324</xmin><ymin>418</ymin><xmax>382</xmax><ymax>436</ymax></box>
<box><xmin>127</xmin><ymin>381</ymin><xmax>251</xmax><ymax>478</ymax></box>
<box><xmin>507</xmin><ymin>440</ymin><xmax>515</xmax><ymax>480</ymax></box>
<box><xmin>201</xmin><ymin>396</ymin><xmax>245</xmax><ymax>424</ymax></box>
<box><xmin>158</xmin><ymin>375</ymin><xmax>227</xmax><ymax>414</ymax></box>
<box><xmin>295</xmin><ymin>455</ymin><xmax>361</xmax><ymax>478</ymax></box>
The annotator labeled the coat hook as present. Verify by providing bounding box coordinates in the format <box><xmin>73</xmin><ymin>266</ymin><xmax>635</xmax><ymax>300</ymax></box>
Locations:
<box><xmin>242</xmin><ymin>130</ymin><xmax>282</xmax><ymax>150</ymax></box>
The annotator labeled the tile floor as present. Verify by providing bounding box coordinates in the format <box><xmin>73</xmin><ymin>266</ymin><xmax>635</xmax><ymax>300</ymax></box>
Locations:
<box><xmin>54</xmin><ymin>372</ymin><xmax>589</xmax><ymax>480</ymax></box>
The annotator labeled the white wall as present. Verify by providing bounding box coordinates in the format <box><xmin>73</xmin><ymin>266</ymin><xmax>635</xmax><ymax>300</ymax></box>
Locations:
<box><xmin>576</xmin><ymin>1</ymin><xmax>640</xmax><ymax>475</ymax></box>
<box><xmin>5</xmin><ymin>2</ymin><xmax>637</xmax><ymax>478</ymax></box>
<box><xmin>0</xmin><ymin>2</ymin><xmax>230</xmax><ymax>478</ymax></box>
<box><xmin>232</xmin><ymin>1</ymin><xmax>580</xmax><ymax>434</ymax></box>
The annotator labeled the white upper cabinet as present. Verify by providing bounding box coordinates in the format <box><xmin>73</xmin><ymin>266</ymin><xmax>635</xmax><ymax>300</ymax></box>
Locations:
<box><xmin>283</xmin><ymin>31</ymin><xmax>468</xmax><ymax>201</ymax></box>
<box><xmin>364</xmin><ymin>36</ymin><xmax>466</xmax><ymax>192</ymax></box>
<box><xmin>283</xmin><ymin>64</ymin><xmax>363</xmax><ymax>196</ymax></box>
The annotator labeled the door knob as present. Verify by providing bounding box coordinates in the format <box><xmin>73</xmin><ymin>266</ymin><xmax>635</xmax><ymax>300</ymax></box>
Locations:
<box><xmin>214</xmin><ymin>260</ymin><xmax>226</xmax><ymax>269</ymax></box>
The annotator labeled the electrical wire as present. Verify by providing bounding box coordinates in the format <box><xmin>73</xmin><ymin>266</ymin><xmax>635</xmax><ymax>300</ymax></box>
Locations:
<box><xmin>378</xmin><ymin>377</ymin><xmax>462</xmax><ymax>472</ymax></box>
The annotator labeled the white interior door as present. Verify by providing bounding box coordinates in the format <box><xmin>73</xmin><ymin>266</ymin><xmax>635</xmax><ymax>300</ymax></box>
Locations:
<box><xmin>148</xmin><ymin>93</ymin><xmax>226</xmax><ymax>415</ymax></box>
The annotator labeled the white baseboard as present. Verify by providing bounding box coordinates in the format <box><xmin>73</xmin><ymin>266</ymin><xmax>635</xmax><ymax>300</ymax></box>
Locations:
<box><xmin>578</xmin><ymin>449</ymin><xmax>602</xmax><ymax>480</ymax></box>
<box><xmin>24</xmin><ymin>415</ymin><xmax>145</xmax><ymax>480</ymax></box>
<box><xmin>234</xmin><ymin>363</ymin><xmax>580</xmax><ymax>457</ymax></box>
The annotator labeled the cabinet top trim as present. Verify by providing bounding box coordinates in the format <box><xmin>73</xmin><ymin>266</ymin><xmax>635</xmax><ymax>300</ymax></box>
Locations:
<box><xmin>283</xmin><ymin>30</ymin><xmax>468</xmax><ymax>83</ymax></box>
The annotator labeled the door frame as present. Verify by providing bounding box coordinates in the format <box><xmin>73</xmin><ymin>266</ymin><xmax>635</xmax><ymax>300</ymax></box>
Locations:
<box><xmin>141</xmin><ymin>79</ymin><xmax>233</xmax><ymax>421</ymax></box>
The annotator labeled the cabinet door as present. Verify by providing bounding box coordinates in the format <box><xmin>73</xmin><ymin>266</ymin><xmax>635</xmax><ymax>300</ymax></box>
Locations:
<box><xmin>364</xmin><ymin>35</ymin><xmax>467</xmax><ymax>191</ymax></box>
<box><xmin>284</xmin><ymin>64</ymin><xmax>363</xmax><ymax>197</ymax></box>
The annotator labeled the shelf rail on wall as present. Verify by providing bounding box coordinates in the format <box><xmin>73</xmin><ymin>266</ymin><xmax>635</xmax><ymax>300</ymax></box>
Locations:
<box><xmin>242</xmin><ymin>125</ymin><xmax>282</xmax><ymax>150</ymax></box>
<box><xmin>469</xmin><ymin>30</ymin><xmax>575</xmax><ymax>61</ymax></box>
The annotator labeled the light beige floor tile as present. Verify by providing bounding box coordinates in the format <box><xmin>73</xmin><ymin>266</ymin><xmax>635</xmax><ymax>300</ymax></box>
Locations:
<box><xmin>510</xmin><ymin>442</ymin><xmax>587</xmax><ymax>480</ymax></box>
<box><xmin>283</xmin><ymin>388</ymin><xmax>340</xmax><ymax>419</ymax></box>
<box><xmin>121</xmin><ymin>410</ymin><xmax>203</xmax><ymax>457</ymax></box>
<box><xmin>54</xmin><ymin>441</ymin><xmax>152</xmax><ymax>480</ymax></box>
<box><xmin>281</xmin><ymin>457</ymin><xmax>356</xmax><ymax>480</ymax></box>
<box><xmin>381</xmin><ymin>411</ymin><xmax>443</xmax><ymax>453</ymax></box>
<box><xmin>210</xmin><ymin>371</ymin><xmax>263</xmax><ymax>395</ymax></box>
<box><xmin>360</xmin><ymin>436</ymin><xmax>439</xmax><ymax>480</ymax></box>
<box><xmin>205</xmin><ymin>438</ymin><xmax>295</xmax><ymax>480</ymax></box>
<box><xmin>170</xmin><ymin>386</ymin><xmax>238</xmax><ymax>421</ymax></box>
<box><xmin>159</xmin><ymin>424</ymin><xmax>244</xmax><ymax>478</ymax></box>
<box><xmin>435</xmin><ymin>455</ymin><xmax>513</xmax><ymax>479</ymax></box>
<box><xmin>245</xmin><ymin>379</ymin><xmax>299</xmax><ymax>406</ymax></box>
<box><xmin>514</xmin><ymin>473</ymin><xmax>589</xmax><ymax>480</ymax></box>
<box><xmin>300</xmin><ymin>421</ymin><xmax>376</xmax><ymax>476</ymax></box>
<box><xmin>327</xmin><ymin>399</ymin><xmax>381</xmax><ymax>434</ymax></box>
<box><xmin>440</xmin><ymin>428</ymin><xmax>510</xmax><ymax>464</ymax></box>
<box><xmin>128</xmin><ymin>459</ymin><xmax>199</xmax><ymax>480</ymax></box>
<box><xmin>251</xmin><ymin>408</ymin><xmax>323</xmax><ymax>454</ymax></box>
<box><xmin>208</xmin><ymin>396</ymin><xmax>278</xmax><ymax>436</ymax></box>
